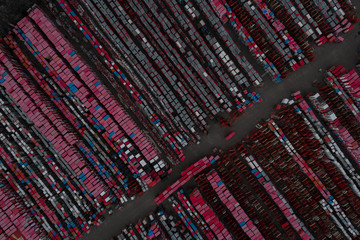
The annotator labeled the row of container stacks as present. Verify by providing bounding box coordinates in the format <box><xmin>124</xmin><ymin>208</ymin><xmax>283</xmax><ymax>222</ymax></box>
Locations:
<box><xmin>219</xmin><ymin>0</ymin><xmax>357</xmax><ymax>81</ymax></box>
<box><xmin>357</xmin><ymin>47</ymin><xmax>360</xmax><ymax>69</ymax></box>
<box><xmin>308</xmin><ymin>65</ymin><xmax>360</xmax><ymax>170</ymax></box>
<box><xmin>0</xmin><ymin>180</ymin><xmax>45</xmax><ymax>240</ymax></box>
<box><xmin>39</xmin><ymin>0</ymin><xmax>268</xmax><ymax>163</ymax></box>
<box><xmin>113</xmin><ymin>206</ymin><xmax>200</xmax><ymax>240</ymax></box>
<box><xmin>154</xmin><ymin>155</ymin><xmax>220</xmax><ymax>205</ymax></box>
<box><xmin>38</xmin><ymin>0</ymin><xmax>358</xmax><ymax>164</ymax></box>
<box><xmin>115</xmin><ymin>66</ymin><xmax>360</xmax><ymax>240</ymax></box>
<box><xmin>0</xmin><ymin>86</ymin><xmax>95</xmax><ymax>239</ymax></box>
<box><xmin>0</xmin><ymin>6</ymin><xmax>177</xmax><ymax>239</ymax></box>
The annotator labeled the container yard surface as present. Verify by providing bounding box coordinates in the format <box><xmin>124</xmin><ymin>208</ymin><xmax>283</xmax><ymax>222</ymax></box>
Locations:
<box><xmin>82</xmin><ymin>9</ymin><xmax>360</xmax><ymax>240</ymax></box>
<box><xmin>1</xmin><ymin>1</ymin><xmax>360</xmax><ymax>239</ymax></box>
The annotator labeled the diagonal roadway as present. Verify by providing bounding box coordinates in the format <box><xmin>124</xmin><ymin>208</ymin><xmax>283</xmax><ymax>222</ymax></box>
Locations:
<box><xmin>82</xmin><ymin>17</ymin><xmax>360</xmax><ymax>240</ymax></box>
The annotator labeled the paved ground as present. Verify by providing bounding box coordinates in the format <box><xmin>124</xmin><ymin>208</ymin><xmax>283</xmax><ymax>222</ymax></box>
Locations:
<box><xmin>82</xmin><ymin>14</ymin><xmax>360</xmax><ymax>240</ymax></box>
<box><xmin>0</xmin><ymin>0</ymin><xmax>38</xmax><ymax>36</ymax></box>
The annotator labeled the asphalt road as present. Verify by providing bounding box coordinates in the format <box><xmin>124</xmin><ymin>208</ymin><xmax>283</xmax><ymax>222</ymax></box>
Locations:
<box><xmin>81</xmin><ymin>13</ymin><xmax>360</xmax><ymax>240</ymax></box>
